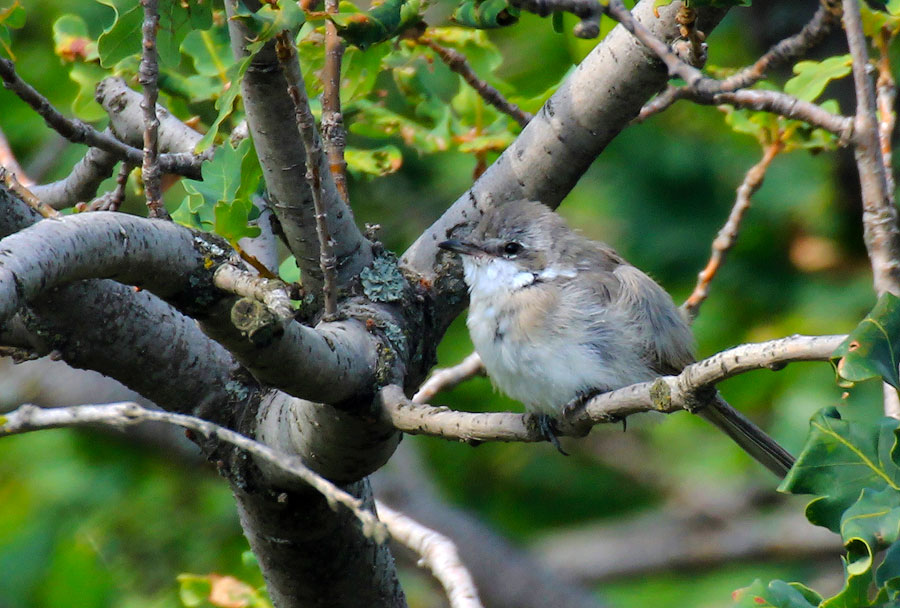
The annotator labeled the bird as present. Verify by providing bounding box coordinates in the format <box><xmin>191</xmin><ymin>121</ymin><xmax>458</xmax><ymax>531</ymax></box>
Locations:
<box><xmin>438</xmin><ymin>199</ymin><xmax>794</xmax><ymax>476</ymax></box>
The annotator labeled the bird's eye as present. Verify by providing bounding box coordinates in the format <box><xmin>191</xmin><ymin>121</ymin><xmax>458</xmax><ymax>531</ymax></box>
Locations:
<box><xmin>503</xmin><ymin>242</ymin><xmax>522</xmax><ymax>256</ymax></box>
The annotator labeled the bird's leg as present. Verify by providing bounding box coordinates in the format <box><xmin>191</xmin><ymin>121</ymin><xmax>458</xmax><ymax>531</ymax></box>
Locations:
<box><xmin>536</xmin><ymin>414</ymin><xmax>569</xmax><ymax>455</ymax></box>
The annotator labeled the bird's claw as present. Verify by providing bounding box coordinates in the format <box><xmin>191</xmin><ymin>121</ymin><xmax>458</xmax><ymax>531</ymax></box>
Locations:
<box><xmin>536</xmin><ymin>414</ymin><xmax>569</xmax><ymax>456</ymax></box>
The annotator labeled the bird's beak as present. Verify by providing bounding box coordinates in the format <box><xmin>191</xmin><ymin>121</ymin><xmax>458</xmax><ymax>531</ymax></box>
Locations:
<box><xmin>438</xmin><ymin>239</ymin><xmax>485</xmax><ymax>257</ymax></box>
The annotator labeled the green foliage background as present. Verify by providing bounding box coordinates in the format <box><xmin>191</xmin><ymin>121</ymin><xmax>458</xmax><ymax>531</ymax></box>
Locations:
<box><xmin>0</xmin><ymin>1</ymin><xmax>892</xmax><ymax>606</ymax></box>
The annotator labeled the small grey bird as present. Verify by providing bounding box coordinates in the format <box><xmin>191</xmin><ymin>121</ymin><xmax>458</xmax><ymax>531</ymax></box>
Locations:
<box><xmin>439</xmin><ymin>200</ymin><xmax>793</xmax><ymax>476</ymax></box>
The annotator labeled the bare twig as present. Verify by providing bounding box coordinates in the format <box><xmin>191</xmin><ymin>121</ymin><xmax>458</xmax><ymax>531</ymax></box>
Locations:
<box><xmin>421</xmin><ymin>37</ymin><xmax>532</xmax><ymax>129</ymax></box>
<box><xmin>213</xmin><ymin>263</ymin><xmax>294</xmax><ymax>320</ymax></box>
<box><xmin>0</xmin><ymin>401</ymin><xmax>387</xmax><ymax>541</ymax></box>
<box><xmin>413</xmin><ymin>352</ymin><xmax>484</xmax><ymax>403</ymax></box>
<box><xmin>705</xmin><ymin>89</ymin><xmax>852</xmax><ymax>140</ymax></box>
<box><xmin>275</xmin><ymin>32</ymin><xmax>339</xmax><ymax>317</ymax></box>
<box><xmin>875</xmin><ymin>27</ymin><xmax>896</xmax><ymax>201</ymax></box>
<box><xmin>377</xmin><ymin>501</ymin><xmax>483</xmax><ymax>608</ymax></box>
<box><xmin>0</xmin><ymin>58</ymin><xmax>203</xmax><ymax>179</ymax></box>
<box><xmin>138</xmin><ymin>0</ymin><xmax>168</xmax><ymax>220</ymax></box>
<box><xmin>0</xmin><ymin>125</ymin><xmax>32</xmax><ymax>186</ymax></box>
<box><xmin>682</xmin><ymin>140</ymin><xmax>783</xmax><ymax>320</ymax></box>
<box><xmin>323</xmin><ymin>0</ymin><xmax>349</xmax><ymax>204</ymax></box>
<box><xmin>380</xmin><ymin>334</ymin><xmax>845</xmax><ymax>443</ymax></box>
<box><xmin>637</xmin><ymin>0</ymin><xmax>842</xmax><ymax>122</ymax></box>
<box><xmin>84</xmin><ymin>162</ymin><xmax>132</xmax><ymax>212</ymax></box>
<box><xmin>0</xmin><ymin>167</ymin><xmax>59</xmax><ymax>218</ymax></box>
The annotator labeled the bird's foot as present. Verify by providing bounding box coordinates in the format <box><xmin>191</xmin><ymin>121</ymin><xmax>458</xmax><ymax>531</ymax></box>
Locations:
<box><xmin>562</xmin><ymin>389</ymin><xmax>601</xmax><ymax>419</ymax></box>
<box><xmin>536</xmin><ymin>414</ymin><xmax>569</xmax><ymax>456</ymax></box>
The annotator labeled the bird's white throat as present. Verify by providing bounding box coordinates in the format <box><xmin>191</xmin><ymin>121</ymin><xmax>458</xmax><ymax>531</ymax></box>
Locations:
<box><xmin>461</xmin><ymin>256</ymin><xmax>576</xmax><ymax>297</ymax></box>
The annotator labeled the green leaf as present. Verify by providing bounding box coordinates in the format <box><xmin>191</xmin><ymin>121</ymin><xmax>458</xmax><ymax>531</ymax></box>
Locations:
<box><xmin>96</xmin><ymin>0</ymin><xmax>212</xmax><ymax>68</ymax></box>
<box><xmin>832</xmin><ymin>293</ymin><xmax>900</xmax><ymax>389</ymax></box>
<box><xmin>779</xmin><ymin>408</ymin><xmax>900</xmax><ymax>533</ymax></box>
<box><xmin>841</xmin><ymin>487</ymin><xmax>900</xmax><ymax>553</ymax></box>
<box><xmin>0</xmin><ymin>1</ymin><xmax>25</xmax><ymax>58</ymax></box>
<box><xmin>784</xmin><ymin>55</ymin><xmax>852</xmax><ymax>103</ymax></box>
<box><xmin>181</xmin><ymin>29</ymin><xmax>234</xmax><ymax>80</ymax></box>
<box><xmin>452</xmin><ymin>0</ymin><xmax>519</xmax><ymax>29</ymax></box>
<box><xmin>230</xmin><ymin>0</ymin><xmax>305</xmax><ymax>47</ymax></box>
<box><xmin>341</xmin><ymin>44</ymin><xmax>389</xmax><ymax>102</ymax></box>
<box><xmin>195</xmin><ymin>56</ymin><xmax>251</xmax><ymax>152</ymax></box>
<box><xmin>175</xmin><ymin>138</ymin><xmax>262</xmax><ymax>244</ymax></box>
<box><xmin>69</xmin><ymin>62</ymin><xmax>109</xmax><ymax>122</ymax></box>
<box><xmin>732</xmin><ymin>579</ymin><xmax>819</xmax><ymax>608</ymax></box>
<box><xmin>876</xmin><ymin>540</ymin><xmax>900</xmax><ymax>602</ymax></box>
<box><xmin>345</xmin><ymin>145</ymin><xmax>403</xmax><ymax>177</ymax></box>
<box><xmin>278</xmin><ymin>255</ymin><xmax>300</xmax><ymax>284</ymax></box>
<box><xmin>331</xmin><ymin>0</ymin><xmax>424</xmax><ymax>50</ymax></box>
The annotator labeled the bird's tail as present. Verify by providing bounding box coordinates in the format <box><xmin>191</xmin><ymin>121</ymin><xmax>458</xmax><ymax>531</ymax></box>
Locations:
<box><xmin>696</xmin><ymin>394</ymin><xmax>795</xmax><ymax>477</ymax></box>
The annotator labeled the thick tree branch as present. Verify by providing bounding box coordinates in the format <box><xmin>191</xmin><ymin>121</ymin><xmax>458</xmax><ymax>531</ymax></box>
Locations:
<box><xmin>275</xmin><ymin>32</ymin><xmax>339</xmax><ymax>317</ymax></box>
<box><xmin>30</xmin><ymin>147</ymin><xmax>119</xmax><ymax>210</ymax></box>
<box><xmin>224</xmin><ymin>0</ymin><xmax>372</xmax><ymax>298</ymax></box>
<box><xmin>0</xmin><ymin>58</ymin><xmax>203</xmax><ymax>178</ymax></box>
<box><xmin>380</xmin><ymin>335</ymin><xmax>844</xmax><ymax>443</ymax></box>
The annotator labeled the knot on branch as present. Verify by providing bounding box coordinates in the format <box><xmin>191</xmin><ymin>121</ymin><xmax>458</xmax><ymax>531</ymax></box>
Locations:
<box><xmin>231</xmin><ymin>297</ymin><xmax>286</xmax><ymax>346</ymax></box>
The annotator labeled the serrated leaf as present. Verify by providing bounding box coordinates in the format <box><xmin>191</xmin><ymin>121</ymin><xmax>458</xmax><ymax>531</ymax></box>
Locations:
<box><xmin>331</xmin><ymin>0</ymin><xmax>423</xmax><ymax>49</ymax></box>
<box><xmin>452</xmin><ymin>0</ymin><xmax>519</xmax><ymax>29</ymax></box>
<box><xmin>732</xmin><ymin>579</ymin><xmax>819</xmax><ymax>608</ymax></box>
<box><xmin>345</xmin><ymin>145</ymin><xmax>403</xmax><ymax>177</ymax></box>
<box><xmin>96</xmin><ymin>0</ymin><xmax>212</xmax><ymax>68</ymax></box>
<box><xmin>175</xmin><ymin>138</ymin><xmax>261</xmax><ymax>244</ymax></box>
<box><xmin>784</xmin><ymin>55</ymin><xmax>852</xmax><ymax>103</ymax></box>
<box><xmin>780</xmin><ymin>407</ymin><xmax>900</xmax><ymax>533</ymax></box>
<box><xmin>833</xmin><ymin>293</ymin><xmax>900</xmax><ymax>389</ymax></box>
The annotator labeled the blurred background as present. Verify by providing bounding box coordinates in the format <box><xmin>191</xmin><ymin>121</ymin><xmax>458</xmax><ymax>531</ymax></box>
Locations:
<box><xmin>0</xmin><ymin>0</ymin><xmax>891</xmax><ymax>606</ymax></box>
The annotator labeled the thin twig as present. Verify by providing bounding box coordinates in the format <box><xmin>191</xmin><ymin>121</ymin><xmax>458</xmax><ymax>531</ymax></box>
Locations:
<box><xmin>682</xmin><ymin>140</ymin><xmax>783</xmax><ymax>321</ymax></box>
<box><xmin>0</xmin><ymin>401</ymin><xmax>387</xmax><ymax>542</ymax></box>
<box><xmin>421</xmin><ymin>37</ymin><xmax>532</xmax><ymax>129</ymax></box>
<box><xmin>875</xmin><ymin>27</ymin><xmax>896</xmax><ymax>202</ymax></box>
<box><xmin>380</xmin><ymin>334</ymin><xmax>845</xmax><ymax>444</ymax></box>
<box><xmin>413</xmin><ymin>352</ymin><xmax>484</xmax><ymax>404</ymax></box>
<box><xmin>322</xmin><ymin>0</ymin><xmax>349</xmax><ymax>204</ymax></box>
<box><xmin>636</xmin><ymin>0</ymin><xmax>842</xmax><ymax>122</ymax></box>
<box><xmin>213</xmin><ymin>263</ymin><xmax>294</xmax><ymax>320</ymax></box>
<box><xmin>0</xmin><ymin>167</ymin><xmax>60</xmax><ymax>218</ymax></box>
<box><xmin>0</xmin><ymin>125</ymin><xmax>32</xmax><ymax>186</ymax></box>
<box><xmin>376</xmin><ymin>501</ymin><xmax>484</xmax><ymax>608</ymax></box>
<box><xmin>84</xmin><ymin>162</ymin><xmax>132</xmax><ymax>212</ymax></box>
<box><xmin>139</xmin><ymin>0</ymin><xmax>168</xmax><ymax>220</ymax></box>
<box><xmin>0</xmin><ymin>57</ymin><xmax>203</xmax><ymax>179</ymax></box>
<box><xmin>275</xmin><ymin>32</ymin><xmax>339</xmax><ymax>317</ymax></box>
